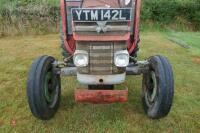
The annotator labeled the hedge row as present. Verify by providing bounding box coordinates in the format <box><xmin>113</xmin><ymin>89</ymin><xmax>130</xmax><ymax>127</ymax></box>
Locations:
<box><xmin>141</xmin><ymin>0</ymin><xmax>200</xmax><ymax>29</ymax></box>
<box><xmin>0</xmin><ymin>0</ymin><xmax>200</xmax><ymax>36</ymax></box>
<box><xmin>0</xmin><ymin>4</ymin><xmax>59</xmax><ymax>36</ymax></box>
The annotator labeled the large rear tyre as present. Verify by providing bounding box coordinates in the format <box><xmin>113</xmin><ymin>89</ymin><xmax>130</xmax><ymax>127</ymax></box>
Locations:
<box><xmin>141</xmin><ymin>55</ymin><xmax>174</xmax><ymax>119</ymax></box>
<box><xmin>60</xmin><ymin>24</ymin><xmax>70</xmax><ymax>58</ymax></box>
<box><xmin>27</xmin><ymin>55</ymin><xmax>61</xmax><ymax>120</ymax></box>
<box><xmin>130</xmin><ymin>33</ymin><xmax>140</xmax><ymax>58</ymax></box>
<box><xmin>60</xmin><ymin>21</ymin><xmax>74</xmax><ymax>65</ymax></box>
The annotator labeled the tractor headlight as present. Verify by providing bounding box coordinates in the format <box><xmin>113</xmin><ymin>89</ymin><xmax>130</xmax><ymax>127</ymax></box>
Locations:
<box><xmin>73</xmin><ymin>50</ymin><xmax>88</xmax><ymax>67</ymax></box>
<box><xmin>119</xmin><ymin>0</ymin><xmax>132</xmax><ymax>7</ymax></box>
<box><xmin>125</xmin><ymin>0</ymin><xmax>131</xmax><ymax>5</ymax></box>
<box><xmin>114</xmin><ymin>50</ymin><xmax>129</xmax><ymax>67</ymax></box>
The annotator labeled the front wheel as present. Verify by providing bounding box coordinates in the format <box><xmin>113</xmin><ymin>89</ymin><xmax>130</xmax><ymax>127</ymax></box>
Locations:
<box><xmin>141</xmin><ymin>55</ymin><xmax>174</xmax><ymax>119</ymax></box>
<box><xmin>27</xmin><ymin>55</ymin><xmax>61</xmax><ymax>120</ymax></box>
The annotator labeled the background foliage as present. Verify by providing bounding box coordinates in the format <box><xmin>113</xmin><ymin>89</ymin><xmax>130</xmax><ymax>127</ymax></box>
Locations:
<box><xmin>141</xmin><ymin>0</ymin><xmax>200</xmax><ymax>30</ymax></box>
<box><xmin>0</xmin><ymin>0</ymin><xmax>200</xmax><ymax>36</ymax></box>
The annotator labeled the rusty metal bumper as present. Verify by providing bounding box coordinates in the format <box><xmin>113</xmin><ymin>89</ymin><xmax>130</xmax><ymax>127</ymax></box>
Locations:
<box><xmin>75</xmin><ymin>89</ymin><xmax>128</xmax><ymax>104</ymax></box>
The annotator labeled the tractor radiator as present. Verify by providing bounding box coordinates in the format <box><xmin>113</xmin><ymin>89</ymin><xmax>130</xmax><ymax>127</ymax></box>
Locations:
<box><xmin>76</xmin><ymin>41</ymin><xmax>126</xmax><ymax>75</ymax></box>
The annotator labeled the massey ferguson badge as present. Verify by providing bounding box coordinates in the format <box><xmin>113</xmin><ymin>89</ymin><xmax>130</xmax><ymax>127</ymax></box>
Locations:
<box><xmin>72</xmin><ymin>8</ymin><xmax>131</xmax><ymax>22</ymax></box>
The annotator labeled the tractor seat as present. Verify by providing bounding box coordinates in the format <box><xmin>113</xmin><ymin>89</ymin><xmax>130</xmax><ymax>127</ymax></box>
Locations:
<box><xmin>82</xmin><ymin>0</ymin><xmax>120</xmax><ymax>8</ymax></box>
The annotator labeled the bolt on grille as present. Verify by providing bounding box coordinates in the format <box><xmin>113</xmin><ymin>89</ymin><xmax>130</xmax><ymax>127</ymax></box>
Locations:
<box><xmin>89</xmin><ymin>42</ymin><xmax>113</xmax><ymax>75</ymax></box>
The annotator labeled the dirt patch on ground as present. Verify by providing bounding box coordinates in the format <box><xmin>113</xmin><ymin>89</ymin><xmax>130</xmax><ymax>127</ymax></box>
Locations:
<box><xmin>192</xmin><ymin>56</ymin><xmax>200</xmax><ymax>65</ymax></box>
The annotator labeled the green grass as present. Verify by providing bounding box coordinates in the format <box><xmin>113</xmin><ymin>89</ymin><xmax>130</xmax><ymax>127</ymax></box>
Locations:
<box><xmin>0</xmin><ymin>32</ymin><xmax>200</xmax><ymax>132</ymax></box>
<box><xmin>167</xmin><ymin>32</ymin><xmax>200</xmax><ymax>55</ymax></box>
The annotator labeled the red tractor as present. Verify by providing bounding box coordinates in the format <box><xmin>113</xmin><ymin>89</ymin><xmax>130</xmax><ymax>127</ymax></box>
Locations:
<box><xmin>27</xmin><ymin>0</ymin><xmax>174</xmax><ymax>120</ymax></box>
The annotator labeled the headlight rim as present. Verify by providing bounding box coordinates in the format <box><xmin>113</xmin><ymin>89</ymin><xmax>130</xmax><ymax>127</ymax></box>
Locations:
<box><xmin>114</xmin><ymin>50</ymin><xmax>130</xmax><ymax>67</ymax></box>
<box><xmin>73</xmin><ymin>50</ymin><xmax>89</xmax><ymax>67</ymax></box>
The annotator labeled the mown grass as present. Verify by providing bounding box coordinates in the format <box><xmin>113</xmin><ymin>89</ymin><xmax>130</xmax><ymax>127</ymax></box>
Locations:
<box><xmin>167</xmin><ymin>32</ymin><xmax>200</xmax><ymax>56</ymax></box>
<box><xmin>0</xmin><ymin>32</ymin><xmax>200</xmax><ymax>132</ymax></box>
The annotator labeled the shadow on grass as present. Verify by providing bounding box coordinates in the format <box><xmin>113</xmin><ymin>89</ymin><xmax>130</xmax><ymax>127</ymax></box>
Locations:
<box><xmin>60</xmin><ymin>90</ymin><xmax>76</xmax><ymax>111</ymax></box>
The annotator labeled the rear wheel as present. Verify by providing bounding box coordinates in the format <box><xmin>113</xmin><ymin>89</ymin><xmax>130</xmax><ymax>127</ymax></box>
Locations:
<box><xmin>60</xmin><ymin>24</ymin><xmax>70</xmax><ymax>58</ymax></box>
<box><xmin>141</xmin><ymin>55</ymin><xmax>174</xmax><ymax>119</ymax></box>
<box><xmin>60</xmin><ymin>21</ymin><xmax>74</xmax><ymax>65</ymax></box>
<box><xmin>27</xmin><ymin>55</ymin><xmax>61</xmax><ymax>120</ymax></box>
<box><xmin>130</xmin><ymin>33</ymin><xmax>140</xmax><ymax>58</ymax></box>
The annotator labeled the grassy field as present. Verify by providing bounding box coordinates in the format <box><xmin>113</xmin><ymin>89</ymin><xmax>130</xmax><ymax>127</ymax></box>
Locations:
<box><xmin>0</xmin><ymin>32</ymin><xmax>200</xmax><ymax>132</ymax></box>
<box><xmin>167</xmin><ymin>32</ymin><xmax>200</xmax><ymax>55</ymax></box>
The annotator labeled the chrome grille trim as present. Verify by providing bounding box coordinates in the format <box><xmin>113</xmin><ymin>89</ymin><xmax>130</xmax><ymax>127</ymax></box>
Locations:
<box><xmin>89</xmin><ymin>42</ymin><xmax>113</xmax><ymax>74</ymax></box>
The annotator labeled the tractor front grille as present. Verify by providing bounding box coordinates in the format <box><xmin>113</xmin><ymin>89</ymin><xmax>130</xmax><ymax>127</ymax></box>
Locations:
<box><xmin>76</xmin><ymin>41</ymin><xmax>126</xmax><ymax>75</ymax></box>
<box><xmin>90</xmin><ymin>42</ymin><xmax>113</xmax><ymax>74</ymax></box>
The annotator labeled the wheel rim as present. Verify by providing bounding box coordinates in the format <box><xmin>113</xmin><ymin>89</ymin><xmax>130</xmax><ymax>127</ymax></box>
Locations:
<box><xmin>44</xmin><ymin>71</ymin><xmax>59</xmax><ymax>108</ymax></box>
<box><xmin>145</xmin><ymin>71</ymin><xmax>157</xmax><ymax>107</ymax></box>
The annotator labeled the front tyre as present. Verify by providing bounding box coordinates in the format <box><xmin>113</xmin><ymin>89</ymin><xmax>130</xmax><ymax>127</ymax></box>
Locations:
<box><xmin>142</xmin><ymin>55</ymin><xmax>174</xmax><ymax>119</ymax></box>
<box><xmin>27</xmin><ymin>55</ymin><xmax>61</xmax><ymax>120</ymax></box>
